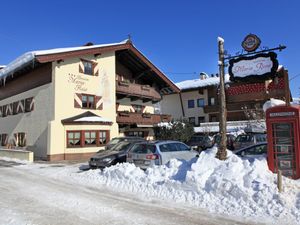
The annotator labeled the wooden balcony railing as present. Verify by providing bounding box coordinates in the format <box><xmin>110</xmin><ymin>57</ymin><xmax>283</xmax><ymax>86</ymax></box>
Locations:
<box><xmin>116</xmin><ymin>81</ymin><xmax>161</xmax><ymax>101</ymax></box>
<box><xmin>116</xmin><ymin>111</ymin><xmax>171</xmax><ymax>125</ymax></box>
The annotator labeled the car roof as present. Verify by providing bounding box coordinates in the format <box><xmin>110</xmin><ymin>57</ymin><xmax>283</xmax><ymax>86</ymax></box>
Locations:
<box><xmin>234</xmin><ymin>142</ymin><xmax>267</xmax><ymax>153</ymax></box>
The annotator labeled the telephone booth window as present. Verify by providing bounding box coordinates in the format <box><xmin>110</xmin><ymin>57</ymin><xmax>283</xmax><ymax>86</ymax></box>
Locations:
<box><xmin>272</xmin><ymin>122</ymin><xmax>296</xmax><ymax>177</ymax></box>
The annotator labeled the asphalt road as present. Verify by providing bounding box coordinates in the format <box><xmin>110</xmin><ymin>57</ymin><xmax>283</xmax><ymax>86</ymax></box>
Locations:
<box><xmin>0</xmin><ymin>160</ymin><xmax>261</xmax><ymax>225</ymax></box>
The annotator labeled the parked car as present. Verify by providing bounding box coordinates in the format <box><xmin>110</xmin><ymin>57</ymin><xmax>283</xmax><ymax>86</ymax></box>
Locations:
<box><xmin>233</xmin><ymin>133</ymin><xmax>267</xmax><ymax>150</ymax></box>
<box><xmin>186</xmin><ymin>135</ymin><xmax>214</xmax><ymax>152</ymax></box>
<box><xmin>127</xmin><ymin>140</ymin><xmax>198</xmax><ymax>170</ymax></box>
<box><xmin>89</xmin><ymin>140</ymin><xmax>143</xmax><ymax>169</ymax></box>
<box><xmin>234</xmin><ymin>142</ymin><xmax>267</xmax><ymax>160</ymax></box>
<box><xmin>105</xmin><ymin>136</ymin><xmax>144</xmax><ymax>150</ymax></box>
<box><xmin>213</xmin><ymin>134</ymin><xmax>236</xmax><ymax>150</ymax></box>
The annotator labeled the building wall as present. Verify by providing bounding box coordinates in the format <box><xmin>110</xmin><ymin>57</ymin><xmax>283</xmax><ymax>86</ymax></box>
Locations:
<box><xmin>161</xmin><ymin>90</ymin><xmax>209</xmax><ymax>125</ymax></box>
<box><xmin>160</xmin><ymin>94</ymin><xmax>183</xmax><ymax>120</ymax></box>
<box><xmin>48</xmin><ymin>52</ymin><xmax>119</xmax><ymax>159</ymax></box>
<box><xmin>0</xmin><ymin>82</ymin><xmax>54</xmax><ymax>158</ymax></box>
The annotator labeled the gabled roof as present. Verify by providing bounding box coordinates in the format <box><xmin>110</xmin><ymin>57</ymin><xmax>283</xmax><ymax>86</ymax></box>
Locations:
<box><xmin>61</xmin><ymin>111</ymin><xmax>113</xmax><ymax>125</ymax></box>
<box><xmin>0</xmin><ymin>39</ymin><xmax>179</xmax><ymax>93</ymax></box>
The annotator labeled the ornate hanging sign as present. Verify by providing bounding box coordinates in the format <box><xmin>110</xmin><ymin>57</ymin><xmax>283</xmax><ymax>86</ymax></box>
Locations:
<box><xmin>229</xmin><ymin>52</ymin><xmax>279</xmax><ymax>82</ymax></box>
<box><xmin>242</xmin><ymin>34</ymin><xmax>261</xmax><ymax>52</ymax></box>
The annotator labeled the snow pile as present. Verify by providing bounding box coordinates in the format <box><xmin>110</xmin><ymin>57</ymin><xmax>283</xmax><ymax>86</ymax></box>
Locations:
<box><xmin>176</xmin><ymin>74</ymin><xmax>230</xmax><ymax>90</ymax></box>
<box><xmin>15</xmin><ymin>147</ymin><xmax>300</xmax><ymax>224</ymax></box>
<box><xmin>263</xmin><ymin>98</ymin><xmax>286</xmax><ymax>112</ymax></box>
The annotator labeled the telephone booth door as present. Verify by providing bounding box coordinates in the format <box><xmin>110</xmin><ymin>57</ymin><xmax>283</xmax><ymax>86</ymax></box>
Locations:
<box><xmin>266</xmin><ymin>105</ymin><xmax>300</xmax><ymax>179</ymax></box>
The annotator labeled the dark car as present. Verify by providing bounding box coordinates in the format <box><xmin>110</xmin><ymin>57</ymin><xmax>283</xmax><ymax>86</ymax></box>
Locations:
<box><xmin>89</xmin><ymin>140</ymin><xmax>143</xmax><ymax>169</ymax></box>
<box><xmin>234</xmin><ymin>142</ymin><xmax>267</xmax><ymax>160</ymax></box>
<box><xmin>213</xmin><ymin>134</ymin><xmax>236</xmax><ymax>150</ymax></box>
<box><xmin>186</xmin><ymin>135</ymin><xmax>213</xmax><ymax>152</ymax></box>
<box><xmin>233</xmin><ymin>133</ymin><xmax>267</xmax><ymax>150</ymax></box>
<box><xmin>105</xmin><ymin>136</ymin><xmax>144</xmax><ymax>150</ymax></box>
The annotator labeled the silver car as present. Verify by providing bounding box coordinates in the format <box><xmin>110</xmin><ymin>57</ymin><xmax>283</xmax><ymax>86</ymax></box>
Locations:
<box><xmin>127</xmin><ymin>140</ymin><xmax>198</xmax><ymax>169</ymax></box>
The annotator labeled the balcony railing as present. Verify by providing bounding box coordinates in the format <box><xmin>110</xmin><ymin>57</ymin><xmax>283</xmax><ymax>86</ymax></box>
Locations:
<box><xmin>116</xmin><ymin>111</ymin><xmax>171</xmax><ymax>125</ymax></box>
<box><xmin>116</xmin><ymin>81</ymin><xmax>161</xmax><ymax>101</ymax></box>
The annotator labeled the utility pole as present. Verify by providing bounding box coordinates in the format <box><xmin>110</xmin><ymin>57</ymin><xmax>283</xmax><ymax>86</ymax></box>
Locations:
<box><xmin>216</xmin><ymin>37</ymin><xmax>227</xmax><ymax>160</ymax></box>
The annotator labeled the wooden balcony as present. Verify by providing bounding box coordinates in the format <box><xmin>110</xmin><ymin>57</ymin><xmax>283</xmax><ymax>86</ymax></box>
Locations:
<box><xmin>116</xmin><ymin>111</ymin><xmax>171</xmax><ymax>125</ymax></box>
<box><xmin>116</xmin><ymin>80</ymin><xmax>161</xmax><ymax>102</ymax></box>
<box><xmin>204</xmin><ymin>102</ymin><xmax>264</xmax><ymax>114</ymax></box>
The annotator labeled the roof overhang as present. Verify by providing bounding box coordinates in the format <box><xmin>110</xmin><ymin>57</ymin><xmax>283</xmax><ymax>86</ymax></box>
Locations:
<box><xmin>61</xmin><ymin>111</ymin><xmax>113</xmax><ymax>126</ymax></box>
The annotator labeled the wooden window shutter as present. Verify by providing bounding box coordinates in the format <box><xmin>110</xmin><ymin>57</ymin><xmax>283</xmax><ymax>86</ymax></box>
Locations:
<box><xmin>7</xmin><ymin>103</ymin><xmax>13</xmax><ymax>115</ymax></box>
<box><xmin>95</xmin><ymin>96</ymin><xmax>103</xmax><ymax>110</ymax></box>
<box><xmin>74</xmin><ymin>93</ymin><xmax>82</xmax><ymax>108</ymax></box>
<box><xmin>13</xmin><ymin>133</ymin><xmax>18</xmax><ymax>146</ymax></box>
<box><xmin>142</xmin><ymin>106</ymin><xmax>146</xmax><ymax>113</ymax></box>
<box><xmin>93</xmin><ymin>62</ymin><xmax>99</xmax><ymax>76</ymax></box>
<box><xmin>0</xmin><ymin>106</ymin><xmax>2</xmax><ymax>117</ymax></box>
<box><xmin>79</xmin><ymin>64</ymin><xmax>84</xmax><ymax>73</ymax></box>
<box><xmin>17</xmin><ymin>100</ymin><xmax>25</xmax><ymax>113</ymax></box>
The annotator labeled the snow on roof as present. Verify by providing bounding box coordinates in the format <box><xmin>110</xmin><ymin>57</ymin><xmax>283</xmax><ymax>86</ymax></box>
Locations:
<box><xmin>0</xmin><ymin>65</ymin><xmax>6</xmax><ymax>68</ymax></box>
<box><xmin>74</xmin><ymin>116</ymin><xmax>112</xmax><ymax>123</ymax></box>
<box><xmin>0</xmin><ymin>39</ymin><xmax>129</xmax><ymax>81</ymax></box>
<box><xmin>176</xmin><ymin>74</ymin><xmax>230</xmax><ymax>90</ymax></box>
<box><xmin>262</xmin><ymin>98</ymin><xmax>286</xmax><ymax>112</ymax></box>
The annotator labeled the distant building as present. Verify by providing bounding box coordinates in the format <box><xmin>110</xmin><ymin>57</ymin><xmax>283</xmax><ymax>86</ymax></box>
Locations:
<box><xmin>161</xmin><ymin>67</ymin><xmax>290</xmax><ymax>126</ymax></box>
<box><xmin>0</xmin><ymin>40</ymin><xmax>179</xmax><ymax>160</ymax></box>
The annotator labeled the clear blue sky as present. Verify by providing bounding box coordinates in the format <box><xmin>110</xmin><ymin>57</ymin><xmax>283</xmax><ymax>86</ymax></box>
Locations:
<box><xmin>1</xmin><ymin>0</ymin><xmax>299</xmax><ymax>97</ymax></box>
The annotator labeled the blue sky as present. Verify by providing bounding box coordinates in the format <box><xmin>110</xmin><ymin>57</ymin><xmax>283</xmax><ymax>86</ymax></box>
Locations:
<box><xmin>0</xmin><ymin>0</ymin><xmax>299</xmax><ymax>97</ymax></box>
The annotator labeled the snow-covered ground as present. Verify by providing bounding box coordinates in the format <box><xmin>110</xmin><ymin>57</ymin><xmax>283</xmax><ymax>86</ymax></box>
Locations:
<box><xmin>1</xmin><ymin>147</ymin><xmax>299</xmax><ymax>225</ymax></box>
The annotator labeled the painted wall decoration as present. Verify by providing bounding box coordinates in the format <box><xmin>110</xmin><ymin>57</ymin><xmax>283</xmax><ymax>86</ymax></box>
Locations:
<box><xmin>229</xmin><ymin>52</ymin><xmax>279</xmax><ymax>82</ymax></box>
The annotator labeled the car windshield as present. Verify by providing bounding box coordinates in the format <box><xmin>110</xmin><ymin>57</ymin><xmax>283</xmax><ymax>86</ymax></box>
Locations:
<box><xmin>110</xmin><ymin>141</ymin><xmax>132</xmax><ymax>151</ymax></box>
<box><xmin>235</xmin><ymin>135</ymin><xmax>253</xmax><ymax>142</ymax></box>
<box><xmin>109</xmin><ymin>138</ymin><xmax>122</xmax><ymax>145</ymax></box>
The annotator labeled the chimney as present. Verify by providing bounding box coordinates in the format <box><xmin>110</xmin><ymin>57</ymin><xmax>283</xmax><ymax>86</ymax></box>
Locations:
<box><xmin>83</xmin><ymin>42</ymin><xmax>94</xmax><ymax>46</ymax></box>
<box><xmin>200</xmin><ymin>72</ymin><xmax>208</xmax><ymax>80</ymax></box>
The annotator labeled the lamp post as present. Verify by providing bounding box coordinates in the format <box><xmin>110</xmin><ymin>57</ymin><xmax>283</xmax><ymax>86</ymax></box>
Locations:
<box><xmin>216</xmin><ymin>37</ymin><xmax>227</xmax><ymax>160</ymax></box>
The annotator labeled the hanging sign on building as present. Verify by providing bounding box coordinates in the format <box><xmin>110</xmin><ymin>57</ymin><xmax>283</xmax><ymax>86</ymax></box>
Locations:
<box><xmin>241</xmin><ymin>34</ymin><xmax>261</xmax><ymax>52</ymax></box>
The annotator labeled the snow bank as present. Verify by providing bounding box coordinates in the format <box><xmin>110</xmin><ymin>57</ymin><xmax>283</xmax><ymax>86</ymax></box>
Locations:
<box><xmin>19</xmin><ymin>147</ymin><xmax>300</xmax><ymax>224</ymax></box>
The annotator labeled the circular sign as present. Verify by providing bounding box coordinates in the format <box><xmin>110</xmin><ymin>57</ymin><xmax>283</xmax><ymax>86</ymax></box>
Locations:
<box><xmin>242</xmin><ymin>34</ymin><xmax>261</xmax><ymax>52</ymax></box>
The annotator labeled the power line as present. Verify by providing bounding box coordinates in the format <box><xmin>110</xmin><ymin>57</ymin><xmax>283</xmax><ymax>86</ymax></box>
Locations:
<box><xmin>289</xmin><ymin>73</ymin><xmax>300</xmax><ymax>81</ymax></box>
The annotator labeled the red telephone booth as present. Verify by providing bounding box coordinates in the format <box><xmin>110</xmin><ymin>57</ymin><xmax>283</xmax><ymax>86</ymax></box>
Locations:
<box><xmin>266</xmin><ymin>105</ymin><xmax>300</xmax><ymax>179</ymax></box>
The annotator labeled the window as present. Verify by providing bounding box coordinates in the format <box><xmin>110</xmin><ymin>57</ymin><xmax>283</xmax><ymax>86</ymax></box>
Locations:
<box><xmin>83</xmin><ymin>61</ymin><xmax>93</xmax><ymax>75</ymax></box>
<box><xmin>198</xmin><ymin>117</ymin><xmax>205</xmax><ymax>124</ymax></box>
<box><xmin>188</xmin><ymin>100</ymin><xmax>195</xmax><ymax>108</ymax></box>
<box><xmin>127</xmin><ymin>131</ymin><xmax>144</xmax><ymax>137</ymax></box>
<box><xmin>189</xmin><ymin>117</ymin><xmax>196</xmax><ymax>126</ymax></box>
<box><xmin>132</xmin><ymin>105</ymin><xmax>143</xmax><ymax>113</ymax></box>
<box><xmin>13</xmin><ymin>102</ymin><xmax>18</xmax><ymax>115</ymax></box>
<box><xmin>99</xmin><ymin>131</ymin><xmax>108</xmax><ymax>145</ymax></box>
<box><xmin>16</xmin><ymin>132</ymin><xmax>26</xmax><ymax>147</ymax></box>
<box><xmin>175</xmin><ymin>143</ymin><xmax>190</xmax><ymax>151</ymax></box>
<box><xmin>159</xmin><ymin>143</ymin><xmax>177</xmax><ymax>152</ymax></box>
<box><xmin>197</xmin><ymin>98</ymin><xmax>205</xmax><ymax>107</ymax></box>
<box><xmin>84</xmin><ymin>131</ymin><xmax>97</xmax><ymax>145</ymax></box>
<box><xmin>25</xmin><ymin>97</ymin><xmax>34</xmax><ymax>112</ymax></box>
<box><xmin>2</xmin><ymin>105</ymin><xmax>7</xmax><ymax>117</ymax></box>
<box><xmin>67</xmin><ymin>131</ymin><xmax>81</xmax><ymax>147</ymax></box>
<box><xmin>82</xmin><ymin>94</ymin><xmax>95</xmax><ymax>109</ymax></box>
<box><xmin>67</xmin><ymin>130</ymin><xmax>109</xmax><ymax>148</ymax></box>
<box><xmin>1</xmin><ymin>134</ymin><xmax>8</xmax><ymax>146</ymax></box>
<box><xmin>210</xmin><ymin>97</ymin><xmax>215</xmax><ymax>106</ymax></box>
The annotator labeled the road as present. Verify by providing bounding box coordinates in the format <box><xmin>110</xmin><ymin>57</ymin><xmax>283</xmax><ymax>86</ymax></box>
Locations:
<box><xmin>0</xmin><ymin>160</ymin><xmax>258</xmax><ymax>225</ymax></box>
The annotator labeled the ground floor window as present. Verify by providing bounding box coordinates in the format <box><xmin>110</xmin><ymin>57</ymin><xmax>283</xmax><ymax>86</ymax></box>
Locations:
<box><xmin>1</xmin><ymin>134</ymin><xmax>8</xmax><ymax>146</ymax></box>
<box><xmin>15</xmin><ymin>132</ymin><xmax>26</xmax><ymax>147</ymax></box>
<box><xmin>67</xmin><ymin>130</ymin><xmax>109</xmax><ymax>148</ymax></box>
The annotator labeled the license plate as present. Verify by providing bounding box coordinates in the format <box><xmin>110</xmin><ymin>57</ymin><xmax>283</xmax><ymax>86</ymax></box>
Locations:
<box><xmin>133</xmin><ymin>159</ymin><xmax>144</xmax><ymax>164</ymax></box>
<box><xmin>90</xmin><ymin>162</ymin><xmax>97</xmax><ymax>166</ymax></box>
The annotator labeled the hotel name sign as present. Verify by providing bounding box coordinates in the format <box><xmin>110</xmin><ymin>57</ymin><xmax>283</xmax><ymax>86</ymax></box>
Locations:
<box><xmin>68</xmin><ymin>73</ymin><xmax>88</xmax><ymax>91</ymax></box>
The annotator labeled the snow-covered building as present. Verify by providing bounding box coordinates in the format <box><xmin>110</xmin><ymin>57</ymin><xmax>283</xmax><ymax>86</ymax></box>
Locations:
<box><xmin>0</xmin><ymin>40</ymin><xmax>179</xmax><ymax>160</ymax></box>
<box><xmin>161</xmin><ymin>67</ymin><xmax>290</xmax><ymax>126</ymax></box>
